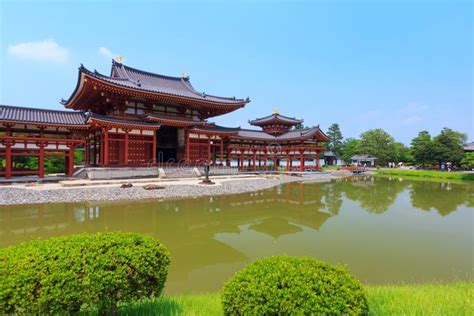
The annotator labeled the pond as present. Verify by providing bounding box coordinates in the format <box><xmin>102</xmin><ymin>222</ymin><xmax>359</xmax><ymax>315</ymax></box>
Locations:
<box><xmin>0</xmin><ymin>176</ymin><xmax>472</xmax><ymax>294</ymax></box>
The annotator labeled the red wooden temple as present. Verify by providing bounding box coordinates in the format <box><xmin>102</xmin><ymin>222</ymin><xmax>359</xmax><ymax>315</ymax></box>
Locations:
<box><xmin>0</xmin><ymin>60</ymin><xmax>329</xmax><ymax>179</ymax></box>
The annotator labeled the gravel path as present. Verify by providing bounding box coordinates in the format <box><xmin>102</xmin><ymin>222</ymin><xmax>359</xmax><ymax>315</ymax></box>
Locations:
<box><xmin>0</xmin><ymin>176</ymin><xmax>303</xmax><ymax>206</ymax></box>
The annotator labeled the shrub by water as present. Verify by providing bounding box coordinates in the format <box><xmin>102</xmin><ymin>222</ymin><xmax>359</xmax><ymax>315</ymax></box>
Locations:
<box><xmin>221</xmin><ymin>255</ymin><xmax>368</xmax><ymax>315</ymax></box>
<box><xmin>0</xmin><ymin>232</ymin><xmax>170</xmax><ymax>314</ymax></box>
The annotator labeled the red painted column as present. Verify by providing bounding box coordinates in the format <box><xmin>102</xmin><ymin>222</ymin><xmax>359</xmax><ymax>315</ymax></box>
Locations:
<box><xmin>124</xmin><ymin>131</ymin><xmax>129</xmax><ymax>165</ymax></box>
<box><xmin>5</xmin><ymin>140</ymin><xmax>12</xmax><ymax>179</ymax></box>
<box><xmin>253</xmin><ymin>151</ymin><xmax>257</xmax><ymax>171</ymax></box>
<box><xmin>103</xmin><ymin>129</ymin><xmax>109</xmax><ymax>165</ymax></box>
<box><xmin>85</xmin><ymin>138</ymin><xmax>90</xmax><ymax>166</ymax></box>
<box><xmin>207</xmin><ymin>136</ymin><xmax>211</xmax><ymax>164</ymax></box>
<box><xmin>93</xmin><ymin>134</ymin><xmax>97</xmax><ymax>165</ymax></box>
<box><xmin>99</xmin><ymin>132</ymin><xmax>104</xmax><ymax>165</ymax></box>
<box><xmin>220</xmin><ymin>138</ymin><xmax>224</xmax><ymax>166</ymax></box>
<box><xmin>264</xmin><ymin>150</ymin><xmax>268</xmax><ymax>171</ymax></box>
<box><xmin>153</xmin><ymin>129</ymin><xmax>157</xmax><ymax>166</ymax></box>
<box><xmin>68</xmin><ymin>144</ymin><xmax>75</xmax><ymax>177</ymax></box>
<box><xmin>38</xmin><ymin>143</ymin><xmax>45</xmax><ymax>178</ymax></box>
<box><xmin>286</xmin><ymin>152</ymin><xmax>290</xmax><ymax>171</ymax></box>
<box><xmin>185</xmin><ymin>128</ymin><xmax>190</xmax><ymax>163</ymax></box>
<box><xmin>316</xmin><ymin>152</ymin><xmax>320</xmax><ymax>170</ymax></box>
<box><xmin>300</xmin><ymin>149</ymin><xmax>305</xmax><ymax>172</ymax></box>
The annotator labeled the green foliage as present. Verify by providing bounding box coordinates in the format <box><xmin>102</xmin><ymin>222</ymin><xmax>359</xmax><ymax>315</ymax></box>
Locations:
<box><xmin>431</xmin><ymin>128</ymin><xmax>467</xmax><ymax>165</ymax></box>
<box><xmin>341</xmin><ymin>138</ymin><xmax>361</xmax><ymax>163</ymax></box>
<box><xmin>411</xmin><ymin>130</ymin><xmax>434</xmax><ymax>166</ymax></box>
<box><xmin>460</xmin><ymin>152</ymin><xmax>474</xmax><ymax>170</ymax></box>
<box><xmin>327</xmin><ymin>123</ymin><xmax>344</xmax><ymax>155</ymax></box>
<box><xmin>375</xmin><ymin>169</ymin><xmax>474</xmax><ymax>181</ymax></box>
<box><xmin>221</xmin><ymin>255</ymin><xmax>368</xmax><ymax>315</ymax></box>
<box><xmin>359</xmin><ymin>128</ymin><xmax>397</xmax><ymax>165</ymax></box>
<box><xmin>95</xmin><ymin>282</ymin><xmax>473</xmax><ymax>315</ymax></box>
<box><xmin>367</xmin><ymin>282</ymin><xmax>473</xmax><ymax>316</ymax></box>
<box><xmin>0</xmin><ymin>232</ymin><xmax>170</xmax><ymax>314</ymax></box>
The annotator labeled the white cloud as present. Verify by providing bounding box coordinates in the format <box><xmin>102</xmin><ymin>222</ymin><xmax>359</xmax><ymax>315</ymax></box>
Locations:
<box><xmin>7</xmin><ymin>39</ymin><xmax>69</xmax><ymax>64</ymax></box>
<box><xmin>98</xmin><ymin>47</ymin><xmax>117</xmax><ymax>60</ymax></box>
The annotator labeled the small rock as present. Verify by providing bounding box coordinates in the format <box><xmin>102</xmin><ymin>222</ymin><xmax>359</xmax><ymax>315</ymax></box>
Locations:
<box><xmin>121</xmin><ymin>183</ymin><xmax>133</xmax><ymax>188</ymax></box>
<box><xmin>143</xmin><ymin>184</ymin><xmax>165</xmax><ymax>190</ymax></box>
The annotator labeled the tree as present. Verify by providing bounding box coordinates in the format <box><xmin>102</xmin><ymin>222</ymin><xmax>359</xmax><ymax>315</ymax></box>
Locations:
<box><xmin>410</xmin><ymin>131</ymin><xmax>434</xmax><ymax>167</ymax></box>
<box><xmin>460</xmin><ymin>152</ymin><xmax>474</xmax><ymax>170</ymax></box>
<box><xmin>431</xmin><ymin>128</ymin><xmax>467</xmax><ymax>165</ymax></box>
<box><xmin>393</xmin><ymin>142</ymin><xmax>413</xmax><ymax>163</ymax></box>
<box><xmin>341</xmin><ymin>138</ymin><xmax>361</xmax><ymax>164</ymax></box>
<box><xmin>326</xmin><ymin>123</ymin><xmax>343</xmax><ymax>156</ymax></box>
<box><xmin>359</xmin><ymin>129</ymin><xmax>396</xmax><ymax>166</ymax></box>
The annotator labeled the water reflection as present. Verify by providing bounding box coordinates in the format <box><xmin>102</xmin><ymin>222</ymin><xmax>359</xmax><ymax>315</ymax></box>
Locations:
<box><xmin>0</xmin><ymin>177</ymin><xmax>472</xmax><ymax>293</ymax></box>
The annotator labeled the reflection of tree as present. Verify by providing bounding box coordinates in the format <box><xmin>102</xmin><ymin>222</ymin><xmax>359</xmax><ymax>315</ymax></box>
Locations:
<box><xmin>320</xmin><ymin>182</ymin><xmax>344</xmax><ymax>216</ymax></box>
<box><xmin>409</xmin><ymin>181</ymin><xmax>473</xmax><ymax>216</ymax></box>
<box><xmin>340</xmin><ymin>176</ymin><xmax>409</xmax><ymax>214</ymax></box>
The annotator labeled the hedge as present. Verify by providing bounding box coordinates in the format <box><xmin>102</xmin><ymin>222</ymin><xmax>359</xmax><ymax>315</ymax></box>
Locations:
<box><xmin>0</xmin><ymin>232</ymin><xmax>170</xmax><ymax>314</ymax></box>
<box><xmin>221</xmin><ymin>255</ymin><xmax>368</xmax><ymax>315</ymax></box>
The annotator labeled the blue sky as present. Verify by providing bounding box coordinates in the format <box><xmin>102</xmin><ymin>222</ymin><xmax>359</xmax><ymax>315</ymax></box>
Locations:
<box><xmin>0</xmin><ymin>0</ymin><xmax>472</xmax><ymax>144</ymax></box>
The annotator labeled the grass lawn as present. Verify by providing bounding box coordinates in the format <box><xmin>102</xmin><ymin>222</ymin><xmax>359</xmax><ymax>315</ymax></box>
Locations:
<box><xmin>117</xmin><ymin>282</ymin><xmax>473</xmax><ymax>315</ymax></box>
<box><xmin>375</xmin><ymin>169</ymin><xmax>474</xmax><ymax>181</ymax></box>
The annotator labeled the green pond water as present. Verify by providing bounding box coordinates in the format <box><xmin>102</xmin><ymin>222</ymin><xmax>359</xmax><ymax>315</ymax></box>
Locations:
<box><xmin>0</xmin><ymin>176</ymin><xmax>472</xmax><ymax>294</ymax></box>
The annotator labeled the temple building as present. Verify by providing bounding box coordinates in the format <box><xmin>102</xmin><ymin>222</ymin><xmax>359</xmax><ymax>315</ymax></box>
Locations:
<box><xmin>0</xmin><ymin>60</ymin><xmax>329</xmax><ymax>179</ymax></box>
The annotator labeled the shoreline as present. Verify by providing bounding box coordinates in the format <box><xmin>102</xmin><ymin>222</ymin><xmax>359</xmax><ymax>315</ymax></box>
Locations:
<box><xmin>0</xmin><ymin>175</ymin><xmax>311</xmax><ymax>206</ymax></box>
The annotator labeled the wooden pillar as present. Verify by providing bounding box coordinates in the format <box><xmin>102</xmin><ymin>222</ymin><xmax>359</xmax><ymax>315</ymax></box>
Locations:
<box><xmin>5</xmin><ymin>140</ymin><xmax>12</xmax><ymax>179</ymax></box>
<box><xmin>93</xmin><ymin>133</ymin><xmax>97</xmax><ymax>165</ymax></box>
<box><xmin>316</xmin><ymin>152</ymin><xmax>321</xmax><ymax>170</ymax></box>
<box><xmin>103</xmin><ymin>129</ymin><xmax>109</xmax><ymax>165</ymax></box>
<box><xmin>300</xmin><ymin>149</ymin><xmax>305</xmax><ymax>172</ymax></box>
<box><xmin>240</xmin><ymin>153</ymin><xmax>244</xmax><ymax>171</ymax></box>
<box><xmin>124</xmin><ymin>130</ymin><xmax>129</xmax><ymax>165</ymax></box>
<box><xmin>99</xmin><ymin>131</ymin><xmax>104</xmax><ymax>165</ymax></box>
<box><xmin>153</xmin><ymin>129</ymin><xmax>157</xmax><ymax>165</ymax></box>
<box><xmin>207</xmin><ymin>136</ymin><xmax>211</xmax><ymax>164</ymax></box>
<box><xmin>253</xmin><ymin>151</ymin><xmax>257</xmax><ymax>171</ymax></box>
<box><xmin>264</xmin><ymin>150</ymin><xmax>268</xmax><ymax>171</ymax></box>
<box><xmin>85</xmin><ymin>137</ymin><xmax>90</xmax><ymax>166</ymax></box>
<box><xmin>286</xmin><ymin>152</ymin><xmax>290</xmax><ymax>171</ymax></box>
<box><xmin>220</xmin><ymin>138</ymin><xmax>224</xmax><ymax>165</ymax></box>
<box><xmin>38</xmin><ymin>143</ymin><xmax>45</xmax><ymax>178</ymax></box>
<box><xmin>185</xmin><ymin>128</ymin><xmax>190</xmax><ymax>163</ymax></box>
<box><xmin>67</xmin><ymin>144</ymin><xmax>75</xmax><ymax>177</ymax></box>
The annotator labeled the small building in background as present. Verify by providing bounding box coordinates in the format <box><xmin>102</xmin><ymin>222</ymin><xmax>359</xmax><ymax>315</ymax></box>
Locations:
<box><xmin>350</xmin><ymin>154</ymin><xmax>377</xmax><ymax>167</ymax></box>
<box><xmin>323</xmin><ymin>151</ymin><xmax>345</xmax><ymax>166</ymax></box>
<box><xmin>464</xmin><ymin>143</ymin><xmax>474</xmax><ymax>152</ymax></box>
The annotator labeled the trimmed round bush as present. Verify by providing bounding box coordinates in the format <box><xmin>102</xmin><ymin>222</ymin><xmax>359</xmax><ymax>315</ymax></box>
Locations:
<box><xmin>221</xmin><ymin>255</ymin><xmax>368</xmax><ymax>315</ymax></box>
<box><xmin>0</xmin><ymin>232</ymin><xmax>170</xmax><ymax>314</ymax></box>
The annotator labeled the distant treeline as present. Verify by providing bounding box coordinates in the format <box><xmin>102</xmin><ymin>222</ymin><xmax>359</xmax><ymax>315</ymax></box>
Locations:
<box><xmin>321</xmin><ymin>124</ymin><xmax>472</xmax><ymax>169</ymax></box>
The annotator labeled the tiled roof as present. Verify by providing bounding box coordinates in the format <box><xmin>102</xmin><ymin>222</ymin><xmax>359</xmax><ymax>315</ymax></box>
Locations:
<box><xmin>351</xmin><ymin>154</ymin><xmax>377</xmax><ymax>160</ymax></box>
<box><xmin>192</xmin><ymin>124</ymin><xmax>241</xmax><ymax>133</ymax></box>
<box><xmin>146</xmin><ymin>114</ymin><xmax>206</xmax><ymax>125</ymax></box>
<box><xmin>464</xmin><ymin>143</ymin><xmax>474</xmax><ymax>151</ymax></box>
<box><xmin>249</xmin><ymin>113</ymin><xmax>303</xmax><ymax>126</ymax></box>
<box><xmin>64</xmin><ymin>60</ymin><xmax>249</xmax><ymax>106</ymax></box>
<box><xmin>87</xmin><ymin>113</ymin><xmax>160</xmax><ymax>128</ymax></box>
<box><xmin>234</xmin><ymin>126</ymin><xmax>328</xmax><ymax>141</ymax></box>
<box><xmin>0</xmin><ymin>104</ymin><xmax>87</xmax><ymax>125</ymax></box>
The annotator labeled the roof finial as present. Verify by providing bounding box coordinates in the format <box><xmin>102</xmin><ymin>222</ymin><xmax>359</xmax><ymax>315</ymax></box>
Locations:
<box><xmin>181</xmin><ymin>70</ymin><xmax>189</xmax><ymax>79</ymax></box>
<box><xmin>115</xmin><ymin>55</ymin><xmax>124</xmax><ymax>63</ymax></box>
<box><xmin>273</xmin><ymin>106</ymin><xmax>279</xmax><ymax>114</ymax></box>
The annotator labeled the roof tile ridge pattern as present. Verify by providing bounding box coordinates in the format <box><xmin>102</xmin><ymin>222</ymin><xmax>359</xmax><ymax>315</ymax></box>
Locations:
<box><xmin>115</xmin><ymin>60</ymin><xmax>186</xmax><ymax>81</ymax></box>
<box><xmin>0</xmin><ymin>104</ymin><xmax>85</xmax><ymax>115</ymax></box>
<box><xmin>87</xmin><ymin>112</ymin><xmax>159</xmax><ymax>126</ymax></box>
<box><xmin>114</xmin><ymin>60</ymin><xmax>248</xmax><ymax>103</ymax></box>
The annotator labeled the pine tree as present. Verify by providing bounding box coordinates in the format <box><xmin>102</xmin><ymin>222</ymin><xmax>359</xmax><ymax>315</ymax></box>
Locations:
<box><xmin>327</xmin><ymin>123</ymin><xmax>343</xmax><ymax>155</ymax></box>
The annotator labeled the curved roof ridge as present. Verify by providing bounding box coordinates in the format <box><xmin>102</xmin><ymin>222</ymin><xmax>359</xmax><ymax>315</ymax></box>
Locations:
<box><xmin>0</xmin><ymin>104</ymin><xmax>84</xmax><ymax>114</ymax></box>
<box><xmin>112</xmin><ymin>59</ymin><xmax>186</xmax><ymax>81</ymax></box>
<box><xmin>250</xmin><ymin>112</ymin><xmax>303</xmax><ymax>125</ymax></box>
